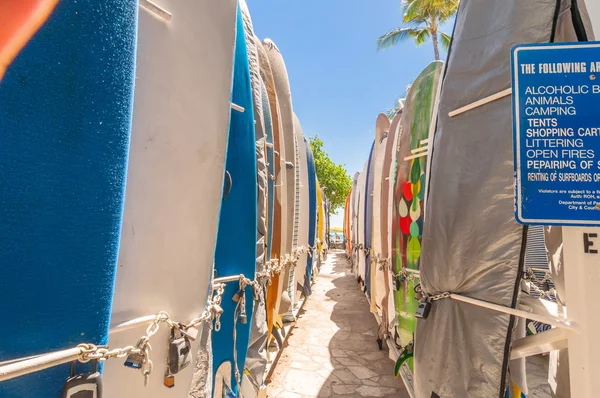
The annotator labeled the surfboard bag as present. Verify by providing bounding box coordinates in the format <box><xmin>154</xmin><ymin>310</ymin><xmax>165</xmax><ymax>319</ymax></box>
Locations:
<box><xmin>238</xmin><ymin>2</ymin><xmax>269</xmax><ymax>394</ymax></box>
<box><xmin>415</xmin><ymin>1</ymin><xmax>592</xmax><ymax>397</ymax></box>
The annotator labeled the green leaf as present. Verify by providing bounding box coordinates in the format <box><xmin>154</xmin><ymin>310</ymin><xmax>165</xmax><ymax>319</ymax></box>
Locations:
<box><xmin>376</xmin><ymin>26</ymin><xmax>428</xmax><ymax>51</ymax></box>
<box><xmin>377</xmin><ymin>0</ymin><xmax>458</xmax><ymax>54</ymax></box>
<box><xmin>308</xmin><ymin>135</ymin><xmax>353</xmax><ymax>215</ymax></box>
<box><xmin>440</xmin><ymin>31</ymin><xmax>452</xmax><ymax>51</ymax></box>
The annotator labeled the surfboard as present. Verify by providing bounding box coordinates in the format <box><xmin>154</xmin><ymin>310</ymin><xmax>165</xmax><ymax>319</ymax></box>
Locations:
<box><xmin>294</xmin><ymin>113</ymin><xmax>310</xmax><ymax>299</ymax></box>
<box><xmin>316</xmin><ymin>180</ymin><xmax>324</xmax><ymax>275</ymax></box>
<box><xmin>391</xmin><ymin>61</ymin><xmax>443</xmax><ymax>370</ymax></box>
<box><xmin>239</xmin><ymin>2</ymin><xmax>269</xmax><ymax>394</ymax></box>
<box><xmin>256</xmin><ymin>39</ymin><xmax>286</xmax><ymax>347</ymax></box>
<box><xmin>241</xmin><ymin>78</ymin><xmax>273</xmax><ymax>396</ymax></box>
<box><xmin>305</xmin><ymin>138</ymin><xmax>318</xmax><ymax>294</ymax></box>
<box><xmin>363</xmin><ymin>142</ymin><xmax>376</xmax><ymax>296</ymax></box>
<box><xmin>371</xmin><ymin>114</ymin><xmax>391</xmax><ymax>315</ymax></box>
<box><xmin>265</xmin><ymin>86</ymin><xmax>275</xmax><ymax>282</ymax></box>
<box><xmin>102</xmin><ymin>2</ymin><xmax>237</xmax><ymax>396</ymax></box>
<box><xmin>211</xmin><ymin>6</ymin><xmax>258</xmax><ymax>395</ymax></box>
<box><xmin>0</xmin><ymin>1</ymin><xmax>137</xmax><ymax>396</ymax></box>
<box><xmin>345</xmin><ymin>191</ymin><xmax>353</xmax><ymax>258</ymax></box>
<box><xmin>356</xmin><ymin>169</ymin><xmax>367</xmax><ymax>284</ymax></box>
<box><xmin>381</xmin><ymin>110</ymin><xmax>403</xmax><ymax>339</ymax></box>
<box><xmin>350</xmin><ymin>173</ymin><xmax>360</xmax><ymax>274</ymax></box>
<box><xmin>263</xmin><ymin>39</ymin><xmax>297</xmax><ymax>319</ymax></box>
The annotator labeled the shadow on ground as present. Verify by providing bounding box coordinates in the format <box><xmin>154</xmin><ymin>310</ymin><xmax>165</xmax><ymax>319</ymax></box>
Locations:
<box><xmin>266</xmin><ymin>251</ymin><xmax>409</xmax><ymax>398</ymax></box>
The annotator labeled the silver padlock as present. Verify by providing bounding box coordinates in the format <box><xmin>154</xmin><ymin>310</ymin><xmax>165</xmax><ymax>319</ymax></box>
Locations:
<box><xmin>61</xmin><ymin>360</ymin><xmax>102</xmax><ymax>398</ymax></box>
<box><xmin>415</xmin><ymin>299</ymin><xmax>431</xmax><ymax>319</ymax></box>
<box><xmin>168</xmin><ymin>328</ymin><xmax>192</xmax><ymax>374</ymax></box>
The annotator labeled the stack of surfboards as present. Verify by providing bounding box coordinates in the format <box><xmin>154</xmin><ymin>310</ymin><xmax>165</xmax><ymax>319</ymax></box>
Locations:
<box><xmin>345</xmin><ymin>2</ymin><xmax>597</xmax><ymax>397</ymax></box>
<box><xmin>0</xmin><ymin>1</ymin><xmax>326</xmax><ymax>398</ymax></box>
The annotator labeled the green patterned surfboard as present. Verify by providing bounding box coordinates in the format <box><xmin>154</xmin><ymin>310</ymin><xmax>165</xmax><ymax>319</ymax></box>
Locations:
<box><xmin>391</xmin><ymin>61</ymin><xmax>443</xmax><ymax>370</ymax></box>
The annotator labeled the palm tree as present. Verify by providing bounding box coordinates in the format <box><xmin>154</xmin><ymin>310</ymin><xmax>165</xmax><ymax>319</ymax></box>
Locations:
<box><xmin>376</xmin><ymin>0</ymin><xmax>458</xmax><ymax>60</ymax></box>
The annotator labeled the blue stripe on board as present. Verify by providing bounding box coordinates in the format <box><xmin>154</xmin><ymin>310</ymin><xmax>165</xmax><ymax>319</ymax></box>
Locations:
<box><xmin>0</xmin><ymin>1</ymin><xmax>137</xmax><ymax>396</ymax></box>
<box><xmin>304</xmin><ymin>137</ymin><xmax>317</xmax><ymax>297</ymax></box>
<box><xmin>212</xmin><ymin>6</ymin><xmax>258</xmax><ymax>395</ymax></box>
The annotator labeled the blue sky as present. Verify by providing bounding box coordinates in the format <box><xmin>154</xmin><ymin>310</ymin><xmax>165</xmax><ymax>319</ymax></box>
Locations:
<box><xmin>249</xmin><ymin>0</ymin><xmax>452</xmax><ymax>227</ymax></box>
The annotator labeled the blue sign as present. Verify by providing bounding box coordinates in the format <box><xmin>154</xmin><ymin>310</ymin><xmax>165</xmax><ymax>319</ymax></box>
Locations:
<box><xmin>512</xmin><ymin>42</ymin><xmax>600</xmax><ymax>226</ymax></box>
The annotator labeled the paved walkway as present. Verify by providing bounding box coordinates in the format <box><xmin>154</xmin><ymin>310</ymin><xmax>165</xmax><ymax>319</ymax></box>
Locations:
<box><xmin>266</xmin><ymin>252</ymin><xmax>410</xmax><ymax>398</ymax></box>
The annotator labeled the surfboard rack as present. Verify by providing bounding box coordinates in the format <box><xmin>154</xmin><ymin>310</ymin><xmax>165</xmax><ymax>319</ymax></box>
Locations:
<box><xmin>404</xmin><ymin>152</ymin><xmax>428</xmax><ymax>161</ymax></box>
<box><xmin>447</xmin><ymin>293</ymin><xmax>579</xmax><ymax>332</ymax></box>
<box><xmin>231</xmin><ymin>103</ymin><xmax>245</xmax><ymax>113</ymax></box>
<box><xmin>213</xmin><ymin>274</ymin><xmax>252</xmax><ymax>284</ymax></box>
<box><xmin>139</xmin><ymin>0</ymin><xmax>172</xmax><ymax>21</ymax></box>
<box><xmin>448</xmin><ymin>88</ymin><xmax>512</xmax><ymax>118</ymax></box>
<box><xmin>0</xmin><ymin>347</ymin><xmax>83</xmax><ymax>383</ymax></box>
<box><xmin>404</xmin><ymin>140</ymin><xmax>430</xmax><ymax>161</ymax></box>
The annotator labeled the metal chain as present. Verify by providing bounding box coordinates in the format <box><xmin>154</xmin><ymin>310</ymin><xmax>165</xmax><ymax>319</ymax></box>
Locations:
<box><xmin>414</xmin><ymin>283</ymin><xmax>450</xmax><ymax>302</ymax></box>
<box><xmin>528</xmin><ymin>281</ymin><xmax>557</xmax><ymax>300</ymax></box>
<box><xmin>523</xmin><ymin>269</ymin><xmax>556</xmax><ymax>300</ymax></box>
<box><xmin>77</xmin><ymin>283</ymin><xmax>228</xmax><ymax>386</ymax></box>
<box><xmin>524</xmin><ymin>268</ymin><xmax>552</xmax><ymax>285</ymax></box>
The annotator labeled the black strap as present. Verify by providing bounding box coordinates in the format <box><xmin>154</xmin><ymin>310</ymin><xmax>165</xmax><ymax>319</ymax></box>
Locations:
<box><xmin>223</xmin><ymin>171</ymin><xmax>232</xmax><ymax>200</ymax></box>
<box><xmin>571</xmin><ymin>0</ymin><xmax>589</xmax><ymax>42</ymax></box>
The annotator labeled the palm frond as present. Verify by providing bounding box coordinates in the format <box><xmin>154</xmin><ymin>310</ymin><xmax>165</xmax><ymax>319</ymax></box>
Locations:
<box><xmin>376</xmin><ymin>26</ymin><xmax>427</xmax><ymax>50</ymax></box>
<box><xmin>403</xmin><ymin>1</ymin><xmax>428</xmax><ymax>24</ymax></box>
<box><xmin>414</xmin><ymin>29</ymin><xmax>431</xmax><ymax>46</ymax></box>
<box><xmin>439</xmin><ymin>32</ymin><xmax>452</xmax><ymax>51</ymax></box>
<box><xmin>403</xmin><ymin>0</ymin><xmax>458</xmax><ymax>24</ymax></box>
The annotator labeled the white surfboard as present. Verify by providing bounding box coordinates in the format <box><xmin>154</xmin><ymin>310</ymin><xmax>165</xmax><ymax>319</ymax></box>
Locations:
<box><xmin>371</xmin><ymin>114</ymin><xmax>391</xmax><ymax>315</ymax></box>
<box><xmin>357</xmin><ymin>166</ymin><xmax>367</xmax><ymax>285</ymax></box>
<box><xmin>103</xmin><ymin>1</ymin><xmax>238</xmax><ymax>396</ymax></box>
<box><xmin>263</xmin><ymin>39</ymin><xmax>298</xmax><ymax>316</ymax></box>
<box><xmin>294</xmin><ymin>113</ymin><xmax>310</xmax><ymax>301</ymax></box>
<box><xmin>350</xmin><ymin>173</ymin><xmax>360</xmax><ymax>274</ymax></box>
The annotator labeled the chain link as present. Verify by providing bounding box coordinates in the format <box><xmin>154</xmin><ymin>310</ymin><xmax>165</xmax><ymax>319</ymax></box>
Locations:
<box><xmin>414</xmin><ymin>283</ymin><xmax>450</xmax><ymax>302</ymax></box>
<box><xmin>77</xmin><ymin>283</ymin><xmax>228</xmax><ymax>386</ymax></box>
<box><xmin>523</xmin><ymin>269</ymin><xmax>556</xmax><ymax>301</ymax></box>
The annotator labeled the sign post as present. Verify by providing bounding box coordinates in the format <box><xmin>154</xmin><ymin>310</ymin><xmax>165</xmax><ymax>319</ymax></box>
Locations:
<box><xmin>512</xmin><ymin>42</ymin><xmax>600</xmax><ymax>397</ymax></box>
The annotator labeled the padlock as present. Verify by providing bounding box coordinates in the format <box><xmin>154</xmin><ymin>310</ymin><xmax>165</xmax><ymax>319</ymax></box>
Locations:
<box><xmin>168</xmin><ymin>327</ymin><xmax>192</xmax><ymax>374</ymax></box>
<box><xmin>123</xmin><ymin>339</ymin><xmax>147</xmax><ymax>369</ymax></box>
<box><xmin>181</xmin><ymin>326</ymin><xmax>199</xmax><ymax>341</ymax></box>
<box><xmin>61</xmin><ymin>360</ymin><xmax>102</xmax><ymax>398</ymax></box>
<box><xmin>238</xmin><ymin>288</ymin><xmax>248</xmax><ymax>325</ymax></box>
<box><xmin>232</xmin><ymin>289</ymin><xmax>244</xmax><ymax>303</ymax></box>
<box><xmin>164</xmin><ymin>372</ymin><xmax>175</xmax><ymax>388</ymax></box>
<box><xmin>415</xmin><ymin>299</ymin><xmax>432</xmax><ymax>319</ymax></box>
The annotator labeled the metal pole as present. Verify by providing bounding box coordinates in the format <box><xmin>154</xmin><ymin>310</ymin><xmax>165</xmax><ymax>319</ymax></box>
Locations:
<box><xmin>109</xmin><ymin>314</ymin><xmax>157</xmax><ymax>335</ymax></box>
<box><xmin>448</xmin><ymin>88</ymin><xmax>512</xmax><ymax>117</ymax></box>
<box><xmin>213</xmin><ymin>274</ymin><xmax>243</xmax><ymax>284</ymax></box>
<box><xmin>449</xmin><ymin>293</ymin><xmax>579</xmax><ymax>332</ymax></box>
<box><xmin>0</xmin><ymin>347</ymin><xmax>81</xmax><ymax>382</ymax></box>
<box><xmin>139</xmin><ymin>0</ymin><xmax>172</xmax><ymax>21</ymax></box>
<box><xmin>510</xmin><ymin>327</ymin><xmax>568</xmax><ymax>360</ymax></box>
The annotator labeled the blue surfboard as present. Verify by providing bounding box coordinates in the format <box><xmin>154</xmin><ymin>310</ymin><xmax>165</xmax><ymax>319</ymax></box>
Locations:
<box><xmin>304</xmin><ymin>137</ymin><xmax>318</xmax><ymax>296</ymax></box>
<box><xmin>212</xmin><ymin>6</ymin><xmax>258</xmax><ymax>395</ymax></box>
<box><xmin>364</xmin><ymin>141</ymin><xmax>375</xmax><ymax>298</ymax></box>
<box><xmin>0</xmin><ymin>1</ymin><xmax>137</xmax><ymax>396</ymax></box>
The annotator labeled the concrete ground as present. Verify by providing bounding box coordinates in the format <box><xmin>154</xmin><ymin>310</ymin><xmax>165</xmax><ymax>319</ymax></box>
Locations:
<box><xmin>266</xmin><ymin>251</ymin><xmax>410</xmax><ymax>398</ymax></box>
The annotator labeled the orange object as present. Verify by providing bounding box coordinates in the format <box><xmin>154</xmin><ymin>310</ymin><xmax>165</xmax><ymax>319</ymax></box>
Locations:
<box><xmin>0</xmin><ymin>0</ymin><xmax>59</xmax><ymax>80</ymax></box>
